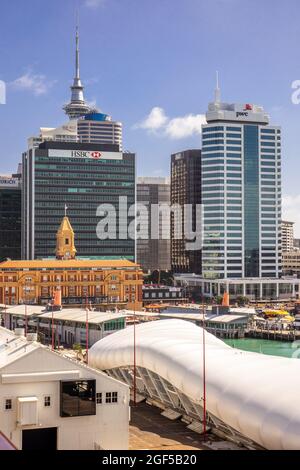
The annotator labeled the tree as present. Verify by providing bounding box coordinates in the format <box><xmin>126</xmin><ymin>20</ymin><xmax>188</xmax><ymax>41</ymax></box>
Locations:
<box><xmin>144</xmin><ymin>270</ymin><xmax>174</xmax><ymax>286</ymax></box>
<box><xmin>236</xmin><ymin>296</ymin><xmax>249</xmax><ymax>307</ymax></box>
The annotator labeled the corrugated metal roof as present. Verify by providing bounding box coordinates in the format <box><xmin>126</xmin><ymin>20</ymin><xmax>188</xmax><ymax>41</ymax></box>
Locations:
<box><xmin>39</xmin><ymin>309</ymin><xmax>125</xmax><ymax>325</ymax></box>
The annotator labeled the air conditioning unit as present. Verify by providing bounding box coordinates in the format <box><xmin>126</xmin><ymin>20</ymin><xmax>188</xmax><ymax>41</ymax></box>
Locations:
<box><xmin>17</xmin><ymin>397</ymin><xmax>38</xmax><ymax>426</ymax></box>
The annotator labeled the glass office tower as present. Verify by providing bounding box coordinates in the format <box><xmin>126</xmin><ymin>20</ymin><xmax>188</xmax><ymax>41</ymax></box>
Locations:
<box><xmin>0</xmin><ymin>175</ymin><xmax>21</xmax><ymax>261</ymax></box>
<box><xmin>137</xmin><ymin>177</ymin><xmax>171</xmax><ymax>272</ymax></box>
<box><xmin>202</xmin><ymin>95</ymin><xmax>281</xmax><ymax>280</ymax></box>
<box><xmin>22</xmin><ymin>142</ymin><xmax>135</xmax><ymax>260</ymax></box>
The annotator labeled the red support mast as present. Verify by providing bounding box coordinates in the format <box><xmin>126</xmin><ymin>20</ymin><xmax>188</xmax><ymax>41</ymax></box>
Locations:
<box><xmin>133</xmin><ymin>304</ymin><xmax>137</xmax><ymax>406</ymax></box>
<box><xmin>51</xmin><ymin>293</ymin><xmax>55</xmax><ymax>351</ymax></box>
<box><xmin>85</xmin><ymin>292</ymin><xmax>89</xmax><ymax>364</ymax></box>
<box><xmin>202</xmin><ymin>295</ymin><xmax>207</xmax><ymax>439</ymax></box>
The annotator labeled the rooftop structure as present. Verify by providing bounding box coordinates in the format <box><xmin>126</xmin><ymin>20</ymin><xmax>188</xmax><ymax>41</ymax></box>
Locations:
<box><xmin>89</xmin><ymin>319</ymin><xmax>300</xmax><ymax>450</ymax></box>
<box><xmin>2</xmin><ymin>307</ymin><xmax>126</xmax><ymax>348</ymax></box>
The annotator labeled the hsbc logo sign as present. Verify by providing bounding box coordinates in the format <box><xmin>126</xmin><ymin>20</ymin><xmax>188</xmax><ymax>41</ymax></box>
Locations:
<box><xmin>48</xmin><ymin>149</ymin><xmax>123</xmax><ymax>160</ymax></box>
<box><xmin>71</xmin><ymin>150</ymin><xmax>102</xmax><ymax>159</ymax></box>
<box><xmin>91</xmin><ymin>151</ymin><xmax>102</xmax><ymax>159</ymax></box>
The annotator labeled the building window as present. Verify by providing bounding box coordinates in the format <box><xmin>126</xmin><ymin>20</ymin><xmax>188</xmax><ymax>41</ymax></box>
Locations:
<box><xmin>60</xmin><ymin>380</ymin><xmax>96</xmax><ymax>418</ymax></box>
<box><xmin>106</xmin><ymin>392</ymin><xmax>118</xmax><ymax>404</ymax></box>
<box><xmin>5</xmin><ymin>399</ymin><xmax>12</xmax><ymax>411</ymax></box>
<box><xmin>44</xmin><ymin>396</ymin><xmax>51</xmax><ymax>407</ymax></box>
<box><xmin>96</xmin><ymin>393</ymin><xmax>102</xmax><ymax>404</ymax></box>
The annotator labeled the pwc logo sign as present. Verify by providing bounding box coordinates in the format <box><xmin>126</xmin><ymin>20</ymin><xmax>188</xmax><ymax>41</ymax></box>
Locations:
<box><xmin>236</xmin><ymin>104</ymin><xmax>253</xmax><ymax>118</ymax></box>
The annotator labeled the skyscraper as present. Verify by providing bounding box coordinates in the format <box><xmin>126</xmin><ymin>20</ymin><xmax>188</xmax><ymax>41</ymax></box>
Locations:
<box><xmin>201</xmin><ymin>81</ymin><xmax>281</xmax><ymax>280</ymax></box>
<box><xmin>22</xmin><ymin>141</ymin><xmax>135</xmax><ymax>261</ymax></box>
<box><xmin>0</xmin><ymin>173</ymin><xmax>21</xmax><ymax>261</ymax></box>
<box><xmin>170</xmin><ymin>150</ymin><xmax>202</xmax><ymax>274</ymax></box>
<box><xmin>137</xmin><ymin>177</ymin><xmax>171</xmax><ymax>272</ymax></box>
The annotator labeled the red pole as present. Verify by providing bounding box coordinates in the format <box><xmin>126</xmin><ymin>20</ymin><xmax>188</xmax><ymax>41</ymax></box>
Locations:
<box><xmin>133</xmin><ymin>304</ymin><xmax>137</xmax><ymax>406</ymax></box>
<box><xmin>86</xmin><ymin>292</ymin><xmax>89</xmax><ymax>364</ymax></box>
<box><xmin>202</xmin><ymin>296</ymin><xmax>207</xmax><ymax>439</ymax></box>
<box><xmin>86</xmin><ymin>307</ymin><xmax>89</xmax><ymax>364</ymax></box>
<box><xmin>51</xmin><ymin>299</ymin><xmax>54</xmax><ymax>351</ymax></box>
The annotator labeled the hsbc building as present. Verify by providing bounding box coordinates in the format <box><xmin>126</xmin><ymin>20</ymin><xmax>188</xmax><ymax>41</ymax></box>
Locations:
<box><xmin>22</xmin><ymin>142</ymin><xmax>135</xmax><ymax>261</ymax></box>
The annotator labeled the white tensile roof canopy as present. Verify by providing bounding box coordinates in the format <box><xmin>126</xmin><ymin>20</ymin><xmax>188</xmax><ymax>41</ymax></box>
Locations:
<box><xmin>89</xmin><ymin>319</ymin><xmax>300</xmax><ymax>450</ymax></box>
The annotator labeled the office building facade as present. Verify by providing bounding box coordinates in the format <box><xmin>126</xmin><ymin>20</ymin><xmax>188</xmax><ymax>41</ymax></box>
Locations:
<box><xmin>281</xmin><ymin>221</ymin><xmax>294</xmax><ymax>252</ymax></box>
<box><xmin>282</xmin><ymin>249</ymin><xmax>300</xmax><ymax>276</ymax></box>
<box><xmin>78</xmin><ymin>113</ymin><xmax>123</xmax><ymax>150</ymax></box>
<box><xmin>0</xmin><ymin>174</ymin><xmax>21</xmax><ymax>261</ymax></box>
<box><xmin>171</xmin><ymin>150</ymin><xmax>202</xmax><ymax>274</ymax></box>
<box><xmin>22</xmin><ymin>141</ymin><xmax>135</xmax><ymax>261</ymax></box>
<box><xmin>137</xmin><ymin>177</ymin><xmax>171</xmax><ymax>272</ymax></box>
<box><xmin>202</xmin><ymin>87</ymin><xmax>282</xmax><ymax>280</ymax></box>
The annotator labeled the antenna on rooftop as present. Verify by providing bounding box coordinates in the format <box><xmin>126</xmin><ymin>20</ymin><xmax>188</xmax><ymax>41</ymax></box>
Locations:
<box><xmin>214</xmin><ymin>71</ymin><xmax>221</xmax><ymax>104</ymax></box>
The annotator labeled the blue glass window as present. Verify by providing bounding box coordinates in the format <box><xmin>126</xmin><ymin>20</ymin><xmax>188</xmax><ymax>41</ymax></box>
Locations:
<box><xmin>244</xmin><ymin>125</ymin><xmax>259</xmax><ymax>277</ymax></box>
<box><xmin>226</xmin><ymin>127</ymin><xmax>241</xmax><ymax>132</ymax></box>
<box><xmin>203</xmin><ymin>140</ymin><xmax>224</xmax><ymax>146</ymax></box>
<box><xmin>202</xmin><ymin>146</ymin><xmax>224</xmax><ymax>152</ymax></box>
<box><xmin>203</xmin><ymin>126</ymin><xmax>224</xmax><ymax>133</ymax></box>
<box><xmin>227</xmin><ymin>146</ymin><xmax>242</xmax><ymax>151</ymax></box>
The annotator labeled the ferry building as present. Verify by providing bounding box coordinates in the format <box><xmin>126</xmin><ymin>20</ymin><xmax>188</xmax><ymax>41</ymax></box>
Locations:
<box><xmin>0</xmin><ymin>216</ymin><xmax>143</xmax><ymax>310</ymax></box>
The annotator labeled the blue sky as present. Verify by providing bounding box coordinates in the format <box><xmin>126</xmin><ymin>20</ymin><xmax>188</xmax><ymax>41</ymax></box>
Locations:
<box><xmin>1</xmin><ymin>0</ymin><xmax>300</xmax><ymax>232</ymax></box>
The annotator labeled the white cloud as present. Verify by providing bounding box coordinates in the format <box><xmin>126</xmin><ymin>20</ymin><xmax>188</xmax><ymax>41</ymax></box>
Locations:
<box><xmin>85</xmin><ymin>0</ymin><xmax>105</xmax><ymax>8</ymax></box>
<box><xmin>10</xmin><ymin>71</ymin><xmax>56</xmax><ymax>96</ymax></box>
<box><xmin>134</xmin><ymin>107</ymin><xmax>168</xmax><ymax>132</ymax></box>
<box><xmin>166</xmin><ymin>114</ymin><xmax>206</xmax><ymax>139</ymax></box>
<box><xmin>134</xmin><ymin>107</ymin><xmax>206</xmax><ymax>139</ymax></box>
<box><xmin>282</xmin><ymin>195</ymin><xmax>300</xmax><ymax>237</ymax></box>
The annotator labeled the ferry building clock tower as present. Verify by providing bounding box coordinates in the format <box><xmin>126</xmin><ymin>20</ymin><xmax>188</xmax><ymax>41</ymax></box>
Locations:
<box><xmin>56</xmin><ymin>209</ymin><xmax>77</xmax><ymax>260</ymax></box>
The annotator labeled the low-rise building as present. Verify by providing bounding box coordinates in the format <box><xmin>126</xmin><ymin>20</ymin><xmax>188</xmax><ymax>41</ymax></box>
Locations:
<box><xmin>142</xmin><ymin>285</ymin><xmax>186</xmax><ymax>304</ymax></box>
<box><xmin>174</xmin><ymin>273</ymin><xmax>300</xmax><ymax>301</ymax></box>
<box><xmin>1</xmin><ymin>306</ymin><xmax>126</xmax><ymax>348</ymax></box>
<box><xmin>282</xmin><ymin>249</ymin><xmax>300</xmax><ymax>277</ymax></box>
<box><xmin>0</xmin><ymin>327</ymin><xmax>129</xmax><ymax>450</ymax></box>
<box><xmin>0</xmin><ymin>215</ymin><xmax>143</xmax><ymax>310</ymax></box>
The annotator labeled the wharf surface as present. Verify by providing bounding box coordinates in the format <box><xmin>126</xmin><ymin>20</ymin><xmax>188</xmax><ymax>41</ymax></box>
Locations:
<box><xmin>246</xmin><ymin>328</ymin><xmax>300</xmax><ymax>342</ymax></box>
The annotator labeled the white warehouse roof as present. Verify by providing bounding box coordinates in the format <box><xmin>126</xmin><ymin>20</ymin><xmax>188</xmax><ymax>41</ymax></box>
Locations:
<box><xmin>89</xmin><ymin>319</ymin><xmax>300</xmax><ymax>450</ymax></box>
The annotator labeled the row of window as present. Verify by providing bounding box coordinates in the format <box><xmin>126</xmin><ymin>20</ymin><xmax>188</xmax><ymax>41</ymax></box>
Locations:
<box><xmin>4</xmin><ymin>391</ymin><xmax>119</xmax><ymax>411</ymax></box>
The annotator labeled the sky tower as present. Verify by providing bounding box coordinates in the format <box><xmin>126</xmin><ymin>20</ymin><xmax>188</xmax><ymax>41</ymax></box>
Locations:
<box><xmin>63</xmin><ymin>25</ymin><xmax>98</xmax><ymax>120</ymax></box>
